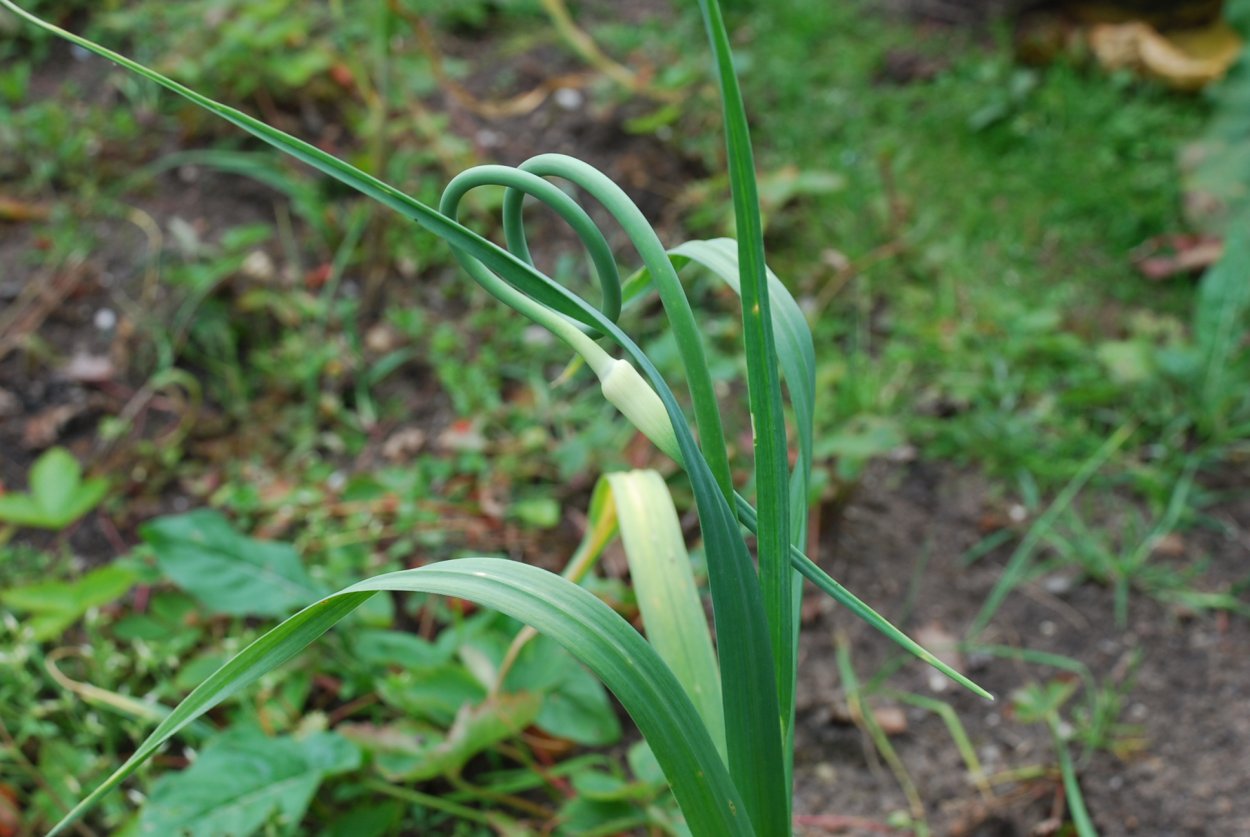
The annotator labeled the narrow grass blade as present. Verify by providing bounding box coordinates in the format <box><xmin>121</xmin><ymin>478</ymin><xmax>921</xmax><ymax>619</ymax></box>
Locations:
<box><xmin>1050</xmin><ymin>716</ymin><xmax>1099</xmax><ymax>837</ymax></box>
<box><xmin>48</xmin><ymin>558</ymin><xmax>752</xmax><ymax>837</ymax></box>
<box><xmin>606</xmin><ymin>470</ymin><xmax>727</xmax><ymax>759</ymax></box>
<box><xmin>886</xmin><ymin>690</ymin><xmax>992</xmax><ymax>800</ymax></box>
<box><xmin>835</xmin><ymin>637</ymin><xmax>929</xmax><ymax>834</ymax></box>
<box><xmin>970</xmin><ymin>423</ymin><xmax>1134</xmax><ymax>637</ymax></box>
<box><xmin>695</xmin><ymin>6</ymin><xmax>797</xmax><ymax>799</ymax></box>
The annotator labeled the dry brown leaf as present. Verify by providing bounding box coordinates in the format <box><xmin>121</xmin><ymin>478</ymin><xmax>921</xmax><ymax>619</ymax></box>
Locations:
<box><xmin>21</xmin><ymin>402</ymin><xmax>87</xmax><ymax>449</ymax></box>
<box><xmin>1088</xmin><ymin>20</ymin><xmax>1243</xmax><ymax>91</ymax></box>
<box><xmin>827</xmin><ymin>702</ymin><xmax>909</xmax><ymax>736</ymax></box>
<box><xmin>382</xmin><ymin>427</ymin><xmax>428</xmax><ymax>462</ymax></box>
<box><xmin>62</xmin><ymin>353</ymin><xmax>116</xmax><ymax>384</ymax></box>
<box><xmin>0</xmin><ymin>388</ymin><xmax>19</xmax><ymax>419</ymax></box>
<box><xmin>1151</xmin><ymin>532</ymin><xmax>1186</xmax><ymax>558</ymax></box>
<box><xmin>1132</xmin><ymin>233</ymin><xmax>1224</xmax><ymax>280</ymax></box>
<box><xmin>0</xmin><ymin>196</ymin><xmax>51</xmax><ymax>223</ymax></box>
<box><xmin>0</xmin><ymin>782</ymin><xmax>19</xmax><ymax>837</ymax></box>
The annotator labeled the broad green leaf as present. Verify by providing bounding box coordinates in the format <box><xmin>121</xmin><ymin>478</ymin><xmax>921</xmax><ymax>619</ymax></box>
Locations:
<box><xmin>48</xmin><ymin>557</ymin><xmax>753</xmax><ymax>837</ymax></box>
<box><xmin>815</xmin><ymin>416</ymin><xmax>906</xmax><ymax>481</ymax></box>
<box><xmin>110</xmin><ymin>592</ymin><xmax>205</xmax><ymax>657</ymax></box>
<box><xmin>377</xmin><ymin>663</ymin><xmax>487</xmax><ymax>727</ymax></box>
<box><xmin>533</xmin><ymin>657</ymin><xmax>621</xmax><ymax>746</ymax></box>
<box><xmin>31</xmin><ymin>447</ymin><xmax>86</xmax><ymax>517</ymax></box>
<box><xmin>509</xmin><ymin>495</ymin><xmax>561</xmax><ymax>528</ymax></box>
<box><xmin>571</xmin><ymin>769</ymin><xmax>657</xmax><ymax>802</ymax></box>
<box><xmin>2</xmin><ymin>564</ymin><xmax>137</xmax><ymax>641</ymax></box>
<box><xmin>0</xmin><ymin>493</ymin><xmax>42</xmax><ymax>527</ymax></box>
<box><xmin>628</xmin><ymin>740</ymin><xmax>666</xmax><ymax>786</ymax></box>
<box><xmin>137</xmin><ymin>728</ymin><xmax>359</xmax><ymax>837</ymax></box>
<box><xmin>341</xmin><ymin>692</ymin><xmax>542</xmax><ymax>782</ymax></box>
<box><xmin>322</xmin><ymin>801</ymin><xmax>404</xmax><ymax>837</ymax></box>
<box><xmin>502</xmin><ymin>632</ymin><xmax>622</xmax><ymax>745</ymax></box>
<box><xmin>349</xmin><ymin>628</ymin><xmax>448</xmax><ymax>670</ymax></box>
<box><xmin>0</xmin><ymin>447</ymin><xmax>108</xmax><ymax>529</ymax></box>
<box><xmin>558</xmin><ymin>797</ymin><xmax>642</xmax><ymax>834</ymax></box>
<box><xmin>140</xmin><ymin>510</ymin><xmax>322</xmax><ymax>617</ymax></box>
<box><xmin>32</xmin><ymin>740</ymin><xmax>106</xmax><ymax>827</ymax></box>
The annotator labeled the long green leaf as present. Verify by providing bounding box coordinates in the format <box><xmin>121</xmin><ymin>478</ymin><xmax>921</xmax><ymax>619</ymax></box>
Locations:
<box><xmin>695</xmin><ymin>6</ymin><xmax>796</xmax><ymax>829</ymax></box>
<box><xmin>606</xmin><ymin>470</ymin><xmax>726</xmax><ymax>759</ymax></box>
<box><xmin>48</xmin><ymin>558</ymin><xmax>752</xmax><ymax>837</ymax></box>
<box><xmin>668</xmin><ymin>238</ymin><xmax>816</xmax><ymax>543</ymax></box>
<box><xmin>734</xmin><ymin>495</ymin><xmax>995</xmax><ymax>703</ymax></box>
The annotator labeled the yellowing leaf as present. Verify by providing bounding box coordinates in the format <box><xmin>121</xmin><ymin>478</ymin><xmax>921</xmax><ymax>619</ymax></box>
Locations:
<box><xmin>1089</xmin><ymin>20</ymin><xmax>1243</xmax><ymax>91</ymax></box>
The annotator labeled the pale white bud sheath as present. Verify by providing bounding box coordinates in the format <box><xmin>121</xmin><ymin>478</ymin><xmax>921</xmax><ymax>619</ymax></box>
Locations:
<box><xmin>543</xmin><ymin>314</ymin><xmax>683</xmax><ymax>465</ymax></box>
<box><xmin>595</xmin><ymin>358</ymin><xmax>683</xmax><ymax>465</ymax></box>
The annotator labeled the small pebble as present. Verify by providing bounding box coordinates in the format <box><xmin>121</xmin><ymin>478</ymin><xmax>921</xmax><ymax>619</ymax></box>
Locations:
<box><xmin>94</xmin><ymin>308</ymin><xmax>117</xmax><ymax>331</ymax></box>
<box><xmin>240</xmin><ymin>250</ymin><xmax>276</xmax><ymax>283</ymax></box>
<box><xmin>1042</xmin><ymin>574</ymin><xmax>1075</xmax><ymax>595</ymax></box>
<box><xmin>553</xmin><ymin>87</ymin><xmax>584</xmax><ymax>110</ymax></box>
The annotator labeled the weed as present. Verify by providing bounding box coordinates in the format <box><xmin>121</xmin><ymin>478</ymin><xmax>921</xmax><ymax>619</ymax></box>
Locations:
<box><xmin>1011</xmin><ymin>681</ymin><xmax>1097</xmax><ymax>837</ymax></box>
<box><xmin>0</xmin><ymin>447</ymin><xmax>109</xmax><ymax>537</ymax></box>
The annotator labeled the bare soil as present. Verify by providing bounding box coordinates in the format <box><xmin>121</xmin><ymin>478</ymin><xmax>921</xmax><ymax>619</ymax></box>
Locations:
<box><xmin>794</xmin><ymin>461</ymin><xmax>1250</xmax><ymax>836</ymax></box>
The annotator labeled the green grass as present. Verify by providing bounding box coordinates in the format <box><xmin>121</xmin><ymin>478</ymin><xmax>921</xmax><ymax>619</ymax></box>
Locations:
<box><xmin>691</xmin><ymin>0</ymin><xmax>1214</xmax><ymax>489</ymax></box>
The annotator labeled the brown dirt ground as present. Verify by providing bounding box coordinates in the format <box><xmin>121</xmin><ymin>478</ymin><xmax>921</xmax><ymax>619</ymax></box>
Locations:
<box><xmin>794</xmin><ymin>461</ymin><xmax>1250</xmax><ymax>836</ymax></box>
